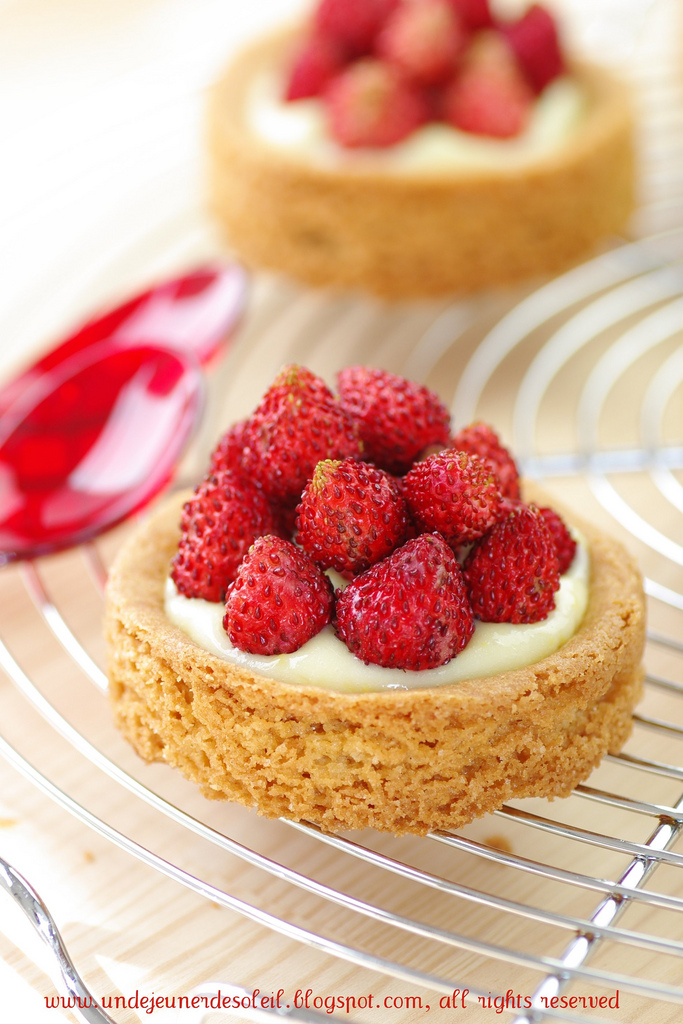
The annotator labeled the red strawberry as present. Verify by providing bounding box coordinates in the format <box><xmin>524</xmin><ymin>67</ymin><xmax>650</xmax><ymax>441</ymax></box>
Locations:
<box><xmin>243</xmin><ymin>365</ymin><xmax>362</xmax><ymax>506</ymax></box>
<box><xmin>276</xmin><ymin>501</ymin><xmax>300</xmax><ymax>540</ymax></box>
<box><xmin>336</xmin><ymin>533</ymin><xmax>474</xmax><ymax>670</ymax></box>
<box><xmin>257</xmin><ymin>363</ymin><xmax>336</xmax><ymax>413</ymax></box>
<box><xmin>223</xmin><ymin>535</ymin><xmax>334</xmax><ymax>655</ymax></box>
<box><xmin>538</xmin><ymin>505</ymin><xmax>576</xmax><ymax>574</ymax></box>
<box><xmin>403</xmin><ymin>448</ymin><xmax>503</xmax><ymax>545</ymax></box>
<box><xmin>462</xmin><ymin>503</ymin><xmax>560</xmax><ymax>622</ymax></box>
<box><xmin>284</xmin><ymin>34</ymin><xmax>348</xmax><ymax>101</ymax></box>
<box><xmin>325</xmin><ymin>59</ymin><xmax>429</xmax><ymax>148</ymax></box>
<box><xmin>336</xmin><ymin>366</ymin><xmax>450</xmax><ymax>474</ymax></box>
<box><xmin>414</xmin><ymin>440</ymin><xmax>451</xmax><ymax>462</ymax></box>
<box><xmin>443</xmin><ymin>31</ymin><xmax>533</xmax><ymax>138</ymax></box>
<box><xmin>209</xmin><ymin>418</ymin><xmax>252</xmax><ymax>477</ymax></box>
<box><xmin>171</xmin><ymin>470</ymin><xmax>283</xmax><ymax>602</ymax></box>
<box><xmin>391</xmin><ymin>474</ymin><xmax>421</xmax><ymax>540</ymax></box>
<box><xmin>501</xmin><ymin>4</ymin><xmax>566</xmax><ymax>94</ymax></box>
<box><xmin>377</xmin><ymin>0</ymin><xmax>468</xmax><ymax>86</ymax></box>
<box><xmin>296</xmin><ymin>458</ymin><xmax>410</xmax><ymax>576</ymax></box>
<box><xmin>449</xmin><ymin>0</ymin><xmax>493</xmax><ymax>30</ymax></box>
<box><xmin>315</xmin><ymin>0</ymin><xmax>399</xmax><ymax>54</ymax></box>
<box><xmin>210</xmin><ymin>367</ymin><xmax>337</xmax><ymax>481</ymax></box>
<box><xmin>451</xmin><ymin>422</ymin><xmax>520</xmax><ymax>499</ymax></box>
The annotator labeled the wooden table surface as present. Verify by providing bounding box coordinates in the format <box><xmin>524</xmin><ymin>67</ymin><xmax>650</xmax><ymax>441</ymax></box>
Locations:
<box><xmin>1</xmin><ymin>2</ymin><xmax>683</xmax><ymax>1022</ymax></box>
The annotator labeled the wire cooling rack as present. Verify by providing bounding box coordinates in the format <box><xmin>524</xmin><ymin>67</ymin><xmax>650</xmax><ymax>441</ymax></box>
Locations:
<box><xmin>1</xmin><ymin>223</ymin><xmax>683</xmax><ymax>1024</ymax></box>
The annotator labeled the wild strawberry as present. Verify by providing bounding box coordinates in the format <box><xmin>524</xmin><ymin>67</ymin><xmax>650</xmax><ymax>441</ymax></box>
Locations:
<box><xmin>538</xmin><ymin>505</ymin><xmax>576</xmax><ymax>574</ymax></box>
<box><xmin>336</xmin><ymin>533</ymin><xmax>474</xmax><ymax>670</ymax></box>
<box><xmin>242</xmin><ymin>365</ymin><xmax>362</xmax><ymax>506</ymax></box>
<box><xmin>210</xmin><ymin>366</ymin><xmax>335</xmax><ymax>478</ymax></box>
<box><xmin>449</xmin><ymin>0</ymin><xmax>493</xmax><ymax>30</ymax></box>
<box><xmin>325</xmin><ymin>60</ymin><xmax>429</xmax><ymax>148</ymax></box>
<box><xmin>391</xmin><ymin>474</ymin><xmax>421</xmax><ymax>540</ymax></box>
<box><xmin>443</xmin><ymin>31</ymin><xmax>533</xmax><ymax>138</ymax></box>
<box><xmin>315</xmin><ymin>0</ymin><xmax>399</xmax><ymax>55</ymax></box>
<box><xmin>276</xmin><ymin>501</ymin><xmax>300</xmax><ymax>540</ymax></box>
<box><xmin>223</xmin><ymin>535</ymin><xmax>334</xmax><ymax>655</ymax></box>
<box><xmin>284</xmin><ymin>34</ymin><xmax>348</xmax><ymax>101</ymax></box>
<box><xmin>415</xmin><ymin>440</ymin><xmax>451</xmax><ymax>462</ymax></box>
<box><xmin>501</xmin><ymin>4</ymin><xmax>566</xmax><ymax>93</ymax></box>
<box><xmin>257</xmin><ymin>363</ymin><xmax>336</xmax><ymax>413</ymax></box>
<box><xmin>451</xmin><ymin>422</ymin><xmax>520</xmax><ymax>499</ymax></box>
<box><xmin>209</xmin><ymin>418</ymin><xmax>252</xmax><ymax>477</ymax></box>
<box><xmin>377</xmin><ymin>0</ymin><xmax>468</xmax><ymax>86</ymax></box>
<box><xmin>296</xmin><ymin>458</ymin><xmax>410</xmax><ymax>576</ymax></box>
<box><xmin>171</xmin><ymin>470</ymin><xmax>283</xmax><ymax>602</ymax></box>
<box><xmin>403</xmin><ymin>448</ymin><xmax>503</xmax><ymax>545</ymax></box>
<box><xmin>462</xmin><ymin>503</ymin><xmax>560</xmax><ymax>622</ymax></box>
<box><xmin>336</xmin><ymin>366</ymin><xmax>450</xmax><ymax>474</ymax></box>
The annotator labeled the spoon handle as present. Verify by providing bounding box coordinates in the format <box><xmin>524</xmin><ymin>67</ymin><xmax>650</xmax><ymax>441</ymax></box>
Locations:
<box><xmin>0</xmin><ymin>855</ymin><xmax>356</xmax><ymax>1024</ymax></box>
<box><xmin>0</xmin><ymin>854</ymin><xmax>116</xmax><ymax>1024</ymax></box>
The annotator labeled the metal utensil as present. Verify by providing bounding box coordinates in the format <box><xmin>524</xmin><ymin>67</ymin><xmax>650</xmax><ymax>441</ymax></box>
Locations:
<box><xmin>0</xmin><ymin>854</ymin><xmax>360</xmax><ymax>1024</ymax></box>
<box><xmin>0</xmin><ymin>854</ymin><xmax>116</xmax><ymax>1024</ymax></box>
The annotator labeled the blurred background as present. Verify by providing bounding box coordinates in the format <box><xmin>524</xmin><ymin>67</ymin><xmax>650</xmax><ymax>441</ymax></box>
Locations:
<box><xmin>0</xmin><ymin>0</ymin><xmax>680</xmax><ymax>386</ymax></box>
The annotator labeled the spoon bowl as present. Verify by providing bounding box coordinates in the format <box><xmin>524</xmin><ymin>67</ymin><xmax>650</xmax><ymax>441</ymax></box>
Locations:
<box><xmin>0</xmin><ymin>262</ymin><xmax>247</xmax><ymax>417</ymax></box>
<box><xmin>0</xmin><ymin>261</ymin><xmax>249</xmax><ymax>562</ymax></box>
<box><xmin>0</xmin><ymin>341</ymin><xmax>203</xmax><ymax>563</ymax></box>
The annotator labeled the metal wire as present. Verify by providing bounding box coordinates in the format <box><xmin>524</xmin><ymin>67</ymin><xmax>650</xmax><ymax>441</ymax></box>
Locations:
<box><xmin>1</xmin><ymin>232</ymin><xmax>683</xmax><ymax>1023</ymax></box>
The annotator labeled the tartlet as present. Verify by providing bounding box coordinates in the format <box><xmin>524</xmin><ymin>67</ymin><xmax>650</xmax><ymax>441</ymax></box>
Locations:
<box><xmin>105</xmin><ymin>484</ymin><xmax>645</xmax><ymax>836</ymax></box>
<box><xmin>206</xmin><ymin>27</ymin><xmax>635</xmax><ymax>300</ymax></box>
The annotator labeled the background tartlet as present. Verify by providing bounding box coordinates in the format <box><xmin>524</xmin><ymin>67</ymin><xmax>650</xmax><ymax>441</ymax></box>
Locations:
<box><xmin>207</xmin><ymin>26</ymin><xmax>635</xmax><ymax>298</ymax></box>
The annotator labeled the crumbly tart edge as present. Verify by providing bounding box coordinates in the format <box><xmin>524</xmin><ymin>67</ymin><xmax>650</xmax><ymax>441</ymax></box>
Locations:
<box><xmin>105</xmin><ymin>486</ymin><xmax>645</xmax><ymax>835</ymax></box>
<box><xmin>205</xmin><ymin>28</ymin><xmax>636</xmax><ymax>299</ymax></box>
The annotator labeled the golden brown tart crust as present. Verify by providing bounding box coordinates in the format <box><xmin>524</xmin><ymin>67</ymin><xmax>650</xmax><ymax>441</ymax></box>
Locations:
<box><xmin>105</xmin><ymin>487</ymin><xmax>645</xmax><ymax>835</ymax></box>
<box><xmin>206</xmin><ymin>29</ymin><xmax>635</xmax><ymax>299</ymax></box>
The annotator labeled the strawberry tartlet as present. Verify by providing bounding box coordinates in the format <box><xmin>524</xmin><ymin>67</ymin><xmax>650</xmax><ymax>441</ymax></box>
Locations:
<box><xmin>206</xmin><ymin>1</ymin><xmax>635</xmax><ymax>298</ymax></box>
<box><xmin>105</xmin><ymin>366</ymin><xmax>645</xmax><ymax>835</ymax></box>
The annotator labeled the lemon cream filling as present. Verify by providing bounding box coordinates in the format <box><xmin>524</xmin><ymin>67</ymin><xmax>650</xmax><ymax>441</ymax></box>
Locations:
<box><xmin>246</xmin><ymin>69</ymin><xmax>586</xmax><ymax>172</ymax></box>
<box><xmin>164</xmin><ymin>535</ymin><xmax>589</xmax><ymax>693</ymax></box>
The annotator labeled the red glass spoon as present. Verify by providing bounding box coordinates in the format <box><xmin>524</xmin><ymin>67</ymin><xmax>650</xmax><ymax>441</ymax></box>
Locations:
<box><xmin>0</xmin><ymin>341</ymin><xmax>203</xmax><ymax>563</ymax></box>
<box><xmin>0</xmin><ymin>263</ymin><xmax>248</xmax><ymax>417</ymax></box>
<box><xmin>0</xmin><ymin>263</ymin><xmax>248</xmax><ymax>563</ymax></box>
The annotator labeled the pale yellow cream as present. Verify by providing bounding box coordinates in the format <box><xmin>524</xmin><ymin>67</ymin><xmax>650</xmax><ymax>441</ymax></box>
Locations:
<box><xmin>164</xmin><ymin>535</ymin><xmax>589</xmax><ymax>693</ymax></box>
<box><xmin>246</xmin><ymin>70</ymin><xmax>586</xmax><ymax>172</ymax></box>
